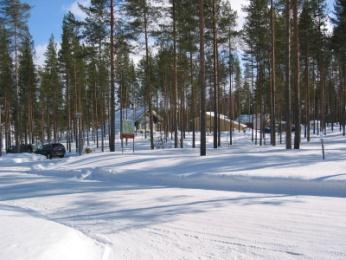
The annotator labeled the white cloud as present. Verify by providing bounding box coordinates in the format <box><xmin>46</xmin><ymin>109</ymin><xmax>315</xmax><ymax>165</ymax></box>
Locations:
<box><xmin>35</xmin><ymin>43</ymin><xmax>48</xmax><ymax>67</ymax></box>
<box><xmin>34</xmin><ymin>42</ymin><xmax>61</xmax><ymax>68</ymax></box>
<box><xmin>66</xmin><ymin>0</ymin><xmax>90</xmax><ymax>20</ymax></box>
<box><xmin>326</xmin><ymin>18</ymin><xmax>334</xmax><ymax>35</ymax></box>
<box><xmin>229</xmin><ymin>0</ymin><xmax>249</xmax><ymax>30</ymax></box>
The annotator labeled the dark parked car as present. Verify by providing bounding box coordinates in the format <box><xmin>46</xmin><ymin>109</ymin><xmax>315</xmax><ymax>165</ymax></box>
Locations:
<box><xmin>264</xmin><ymin>127</ymin><xmax>271</xmax><ymax>133</ymax></box>
<box><xmin>35</xmin><ymin>143</ymin><xmax>66</xmax><ymax>159</ymax></box>
<box><xmin>6</xmin><ymin>144</ymin><xmax>34</xmax><ymax>153</ymax></box>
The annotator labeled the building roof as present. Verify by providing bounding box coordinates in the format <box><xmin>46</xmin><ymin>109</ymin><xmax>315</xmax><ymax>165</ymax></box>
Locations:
<box><xmin>203</xmin><ymin>112</ymin><xmax>247</xmax><ymax>128</ymax></box>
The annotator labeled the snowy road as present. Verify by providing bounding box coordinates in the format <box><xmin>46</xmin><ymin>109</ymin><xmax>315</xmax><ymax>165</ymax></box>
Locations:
<box><xmin>1</xmin><ymin>132</ymin><xmax>346</xmax><ymax>259</ymax></box>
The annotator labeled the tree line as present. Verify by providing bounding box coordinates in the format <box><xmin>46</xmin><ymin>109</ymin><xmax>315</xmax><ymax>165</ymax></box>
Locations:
<box><xmin>0</xmin><ymin>0</ymin><xmax>345</xmax><ymax>156</ymax></box>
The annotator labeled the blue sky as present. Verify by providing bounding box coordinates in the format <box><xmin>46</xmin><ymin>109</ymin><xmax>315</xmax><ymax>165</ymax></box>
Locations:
<box><xmin>23</xmin><ymin>0</ymin><xmax>72</xmax><ymax>45</ymax></box>
<box><xmin>23</xmin><ymin>0</ymin><xmax>88</xmax><ymax>65</ymax></box>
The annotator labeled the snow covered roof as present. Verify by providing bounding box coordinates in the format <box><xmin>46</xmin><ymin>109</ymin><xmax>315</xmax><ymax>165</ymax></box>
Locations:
<box><xmin>206</xmin><ymin>111</ymin><xmax>230</xmax><ymax>121</ymax></box>
<box><xmin>115</xmin><ymin>107</ymin><xmax>146</xmax><ymax>123</ymax></box>
<box><xmin>114</xmin><ymin>107</ymin><xmax>162</xmax><ymax>130</ymax></box>
<box><xmin>204</xmin><ymin>112</ymin><xmax>247</xmax><ymax>128</ymax></box>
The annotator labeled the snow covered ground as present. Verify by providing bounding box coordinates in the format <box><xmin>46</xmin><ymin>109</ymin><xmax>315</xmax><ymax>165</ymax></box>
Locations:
<box><xmin>1</xmin><ymin>130</ymin><xmax>346</xmax><ymax>259</ymax></box>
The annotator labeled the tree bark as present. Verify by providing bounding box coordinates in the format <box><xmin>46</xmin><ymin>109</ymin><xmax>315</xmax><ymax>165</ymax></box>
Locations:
<box><xmin>172</xmin><ymin>0</ymin><xmax>178</xmax><ymax>148</ymax></box>
<box><xmin>270</xmin><ymin>0</ymin><xmax>276</xmax><ymax>146</ymax></box>
<box><xmin>343</xmin><ymin>65</ymin><xmax>346</xmax><ymax>136</ymax></box>
<box><xmin>190</xmin><ymin>52</ymin><xmax>196</xmax><ymax>148</ymax></box>
<box><xmin>199</xmin><ymin>0</ymin><xmax>206</xmax><ymax>156</ymax></box>
<box><xmin>212</xmin><ymin>0</ymin><xmax>218</xmax><ymax>149</ymax></box>
<box><xmin>293</xmin><ymin>0</ymin><xmax>301</xmax><ymax>149</ymax></box>
<box><xmin>109</xmin><ymin>0</ymin><xmax>116</xmax><ymax>152</ymax></box>
<box><xmin>228</xmin><ymin>32</ymin><xmax>233</xmax><ymax>145</ymax></box>
<box><xmin>285</xmin><ymin>0</ymin><xmax>292</xmax><ymax>149</ymax></box>
<box><xmin>305</xmin><ymin>48</ymin><xmax>310</xmax><ymax>142</ymax></box>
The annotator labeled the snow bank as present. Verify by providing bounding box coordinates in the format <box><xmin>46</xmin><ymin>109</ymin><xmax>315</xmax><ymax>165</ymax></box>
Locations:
<box><xmin>0</xmin><ymin>153</ymin><xmax>45</xmax><ymax>164</ymax></box>
<box><xmin>75</xmin><ymin>166</ymin><xmax>346</xmax><ymax>198</ymax></box>
<box><xmin>0</xmin><ymin>206</ymin><xmax>110</xmax><ymax>260</ymax></box>
<box><xmin>5</xmin><ymin>135</ymin><xmax>345</xmax><ymax>198</ymax></box>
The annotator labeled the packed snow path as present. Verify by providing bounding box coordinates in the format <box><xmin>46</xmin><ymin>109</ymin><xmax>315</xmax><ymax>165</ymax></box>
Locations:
<box><xmin>1</xmin><ymin>132</ymin><xmax>346</xmax><ymax>259</ymax></box>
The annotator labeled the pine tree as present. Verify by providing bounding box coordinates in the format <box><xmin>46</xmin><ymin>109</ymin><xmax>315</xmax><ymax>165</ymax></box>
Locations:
<box><xmin>199</xmin><ymin>0</ymin><xmax>206</xmax><ymax>156</ymax></box>
<box><xmin>175</xmin><ymin>0</ymin><xmax>199</xmax><ymax>148</ymax></box>
<box><xmin>123</xmin><ymin>0</ymin><xmax>161</xmax><ymax>150</ymax></box>
<box><xmin>171</xmin><ymin>0</ymin><xmax>179</xmax><ymax>148</ymax></box>
<box><xmin>218</xmin><ymin>0</ymin><xmax>237</xmax><ymax>145</ymax></box>
<box><xmin>0</xmin><ymin>25</ymin><xmax>13</xmax><ymax>152</ymax></box>
<box><xmin>243</xmin><ymin>0</ymin><xmax>270</xmax><ymax>146</ymax></box>
<box><xmin>332</xmin><ymin>0</ymin><xmax>346</xmax><ymax>135</ymax></box>
<box><xmin>292</xmin><ymin>0</ymin><xmax>300</xmax><ymax>149</ymax></box>
<box><xmin>109</xmin><ymin>0</ymin><xmax>116</xmax><ymax>152</ymax></box>
<box><xmin>59</xmin><ymin>12</ymin><xmax>76</xmax><ymax>152</ymax></box>
<box><xmin>18</xmin><ymin>33</ymin><xmax>36</xmax><ymax>144</ymax></box>
<box><xmin>84</xmin><ymin>0</ymin><xmax>108</xmax><ymax>143</ymax></box>
<box><xmin>285</xmin><ymin>0</ymin><xmax>292</xmax><ymax>149</ymax></box>
<box><xmin>0</xmin><ymin>0</ymin><xmax>30</xmax><ymax>150</ymax></box>
<box><xmin>311</xmin><ymin>0</ymin><xmax>328</xmax><ymax>135</ymax></box>
<box><xmin>299</xmin><ymin>1</ymin><xmax>314</xmax><ymax>141</ymax></box>
<box><xmin>79</xmin><ymin>1</ymin><xmax>110</xmax><ymax>151</ymax></box>
<box><xmin>40</xmin><ymin>35</ymin><xmax>62</xmax><ymax>143</ymax></box>
<box><xmin>270</xmin><ymin>0</ymin><xmax>276</xmax><ymax>146</ymax></box>
<box><xmin>211</xmin><ymin>0</ymin><xmax>220</xmax><ymax>149</ymax></box>
<box><xmin>59</xmin><ymin>10</ymin><xmax>106</xmax><ymax>152</ymax></box>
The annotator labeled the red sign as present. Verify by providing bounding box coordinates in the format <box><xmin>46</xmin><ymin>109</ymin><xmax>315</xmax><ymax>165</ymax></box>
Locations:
<box><xmin>121</xmin><ymin>133</ymin><xmax>135</xmax><ymax>139</ymax></box>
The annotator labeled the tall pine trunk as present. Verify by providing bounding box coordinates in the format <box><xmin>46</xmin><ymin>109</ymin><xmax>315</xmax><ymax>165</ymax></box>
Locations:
<box><xmin>172</xmin><ymin>0</ymin><xmax>178</xmax><ymax>148</ymax></box>
<box><xmin>228</xmin><ymin>33</ymin><xmax>233</xmax><ymax>145</ymax></box>
<box><xmin>144</xmin><ymin>5</ymin><xmax>154</xmax><ymax>150</ymax></box>
<box><xmin>270</xmin><ymin>0</ymin><xmax>276</xmax><ymax>146</ymax></box>
<box><xmin>212</xmin><ymin>0</ymin><xmax>218</xmax><ymax>149</ymax></box>
<box><xmin>305</xmin><ymin>48</ymin><xmax>310</xmax><ymax>142</ymax></box>
<box><xmin>109</xmin><ymin>0</ymin><xmax>116</xmax><ymax>152</ymax></box>
<box><xmin>285</xmin><ymin>0</ymin><xmax>292</xmax><ymax>149</ymax></box>
<box><xmin>190</xmin><ymin>52</ymin><xmax>196</xmax><ymax>148</ymax></box>
<box><xmin>343</xmin><ymin>65</ymin><xmax>346</xmax><ymax>135</ymax></box>
<box><xmin>293</xmin><ymin>0</ymin><xmax>301</xmax><ymax>149</ymax></box>
<box><xmin>199</xmin><ymin>0</ymin><xmax>206</xmax><ymax>156</ymax></box>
